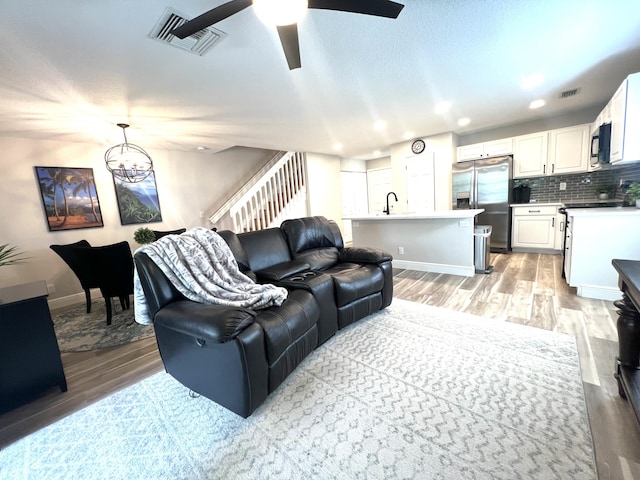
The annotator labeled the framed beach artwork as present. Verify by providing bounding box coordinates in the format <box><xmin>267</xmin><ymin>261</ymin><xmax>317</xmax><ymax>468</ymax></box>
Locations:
<box><xmin>35</xmin><ymin>166</ymin><xmax>104</xmax><ymax>231</ymax></box>
<box><xmin>113</xmin><ymin>171</ymin><xmax>162</xmax><ymax>225</ymax></box>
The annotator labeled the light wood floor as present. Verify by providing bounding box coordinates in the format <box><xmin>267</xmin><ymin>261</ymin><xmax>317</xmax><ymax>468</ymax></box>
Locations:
<box><xmin>1</xmin><ymin>252</ymin><xmax>639</xmax><ymax>480</ymax></box>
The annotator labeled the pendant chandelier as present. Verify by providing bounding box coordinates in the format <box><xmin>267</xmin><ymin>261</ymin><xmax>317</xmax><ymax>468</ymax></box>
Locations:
<box><xmin>104</xmin><ymin>123</ymin><xmax>154</xmax><ymax>183</ymax></box>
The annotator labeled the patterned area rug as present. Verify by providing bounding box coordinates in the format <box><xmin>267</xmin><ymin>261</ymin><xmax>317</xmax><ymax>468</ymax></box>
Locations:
<box><xmin>52</xmin><ymin>299</ymin><xmax>154</xmax><ymax>352</ymax></box>
<box><xmin>2</xmin><ymin>299</ymin><xmax>596</xmax><ymax>479</ymax></box>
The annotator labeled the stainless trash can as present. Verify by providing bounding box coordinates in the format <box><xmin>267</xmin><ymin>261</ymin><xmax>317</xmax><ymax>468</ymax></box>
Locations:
<box><xmin>474</xmin><ymin>225</ymin><xmax>494</xmax><ymax>274</ymax></box>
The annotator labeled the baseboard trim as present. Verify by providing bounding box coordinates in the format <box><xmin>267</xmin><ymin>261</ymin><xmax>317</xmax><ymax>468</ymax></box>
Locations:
<box><xmin>392</xmin><ymin>260</ymin><xmax>475</xmax><ymax>277</ymax></box>
<box><xmin>576</xmin><ymin>284</ymin><xmax>622</xmax><ymax>301</ymax></box>
<box><xmin>47</xmin><ymin>288</ymin><xmax>101</xmax><ymax>311</ymax></box>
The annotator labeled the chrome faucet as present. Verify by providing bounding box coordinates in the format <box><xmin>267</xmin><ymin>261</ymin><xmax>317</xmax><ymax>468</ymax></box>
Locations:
<box><xmin>383</xmin><ymin>191</ymin><xmax>398</xmax><ymax>215</ymax></box>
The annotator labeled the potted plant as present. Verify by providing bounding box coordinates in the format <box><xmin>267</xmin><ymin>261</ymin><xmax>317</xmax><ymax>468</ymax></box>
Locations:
<box><xmin>627</xmin><ymin>182</ymin><xmax>640</xmax><ymax>207</ymax></box>
<box><xmin>134</xmin><ymin>227</ymin><xmax>155</xmax><ymax>244</ymax></box>
<box><xmin>0</xmin><ymin>244</ymin><xmax>29</xmax><ymax>267</ymax></box>
<box><xmin>595</xmin><ymin>184</ymin><xmax>616</xmax><ymax>200</ymax></box>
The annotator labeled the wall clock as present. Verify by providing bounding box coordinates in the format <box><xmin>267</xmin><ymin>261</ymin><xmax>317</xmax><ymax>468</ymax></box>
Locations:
<box><xmin>411</xmin><ymin>139</ymin><xmax>425</xmax><ymax>154</ymax></box>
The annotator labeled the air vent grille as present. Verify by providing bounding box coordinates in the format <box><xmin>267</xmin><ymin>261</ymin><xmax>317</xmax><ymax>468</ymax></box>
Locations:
<box><xmin>149</xmin><ymin>8</ymin><xmax>227</xmax><ymax>56</ymax></box>
<box><xmin>559</xmin><ymin>88</ymin><xmax>581</xmax><ymax>99</ymax></box>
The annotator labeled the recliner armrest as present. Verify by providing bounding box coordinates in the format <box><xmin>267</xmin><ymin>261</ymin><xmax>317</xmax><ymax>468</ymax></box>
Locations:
<box><xmin>339</xmin><ymin>247</ymin><xmax>393</xmax><ymax>264</ymax></box>
<box><xmin>154</xmin><ymin>300</ymin><xmax>257</xmax><ymax>344</ymax></box>
<box><xmin>256</xmin><ymin>260</ymin><xmax>311</xmax><ymax>282</ymax></box>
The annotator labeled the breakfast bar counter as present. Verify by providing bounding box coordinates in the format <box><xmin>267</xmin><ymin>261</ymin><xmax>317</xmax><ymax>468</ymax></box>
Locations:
<box><xmin>345</xmin><ymin>210</ymin><xmax>484</xmax><ymax>276</ymax></box>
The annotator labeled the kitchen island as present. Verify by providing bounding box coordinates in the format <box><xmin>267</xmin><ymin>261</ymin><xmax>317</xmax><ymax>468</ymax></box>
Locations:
<box><xmin>565</xmin><ymin>207</ymin><xmax>640</xmax><ymax>300</ymax></box>
<box><xmin>346</xmin><ymin>210</ymin><xmax>484</xmax><ymax>276</ymax></box>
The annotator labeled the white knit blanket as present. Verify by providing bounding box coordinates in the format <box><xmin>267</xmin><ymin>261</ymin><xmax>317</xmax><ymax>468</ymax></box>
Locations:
<box><xmin>133</xmin><ymin>227</ymin><xmax>288</xmax><ymax>325</ymax></box>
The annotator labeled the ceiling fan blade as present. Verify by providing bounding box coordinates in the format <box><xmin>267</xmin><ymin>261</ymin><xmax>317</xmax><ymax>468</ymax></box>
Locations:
<box><xmin>171</xmin><ymin>0</ymin><xmax>252</xmax><ymax>39</ymax></box>
<box><xmin>277</xmin><ymin>24</ymin><xmax>302</xmax><ymax>70</ymax></box>
<box><xmin>308</xmin><ymin>0</ymin><xmax>404</xmax><ymax>18</ymax></box>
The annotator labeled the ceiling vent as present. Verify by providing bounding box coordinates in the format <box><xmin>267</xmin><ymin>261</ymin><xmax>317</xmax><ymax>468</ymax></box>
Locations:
<box><xmin>149</xmin><ymin>8</ymin><xmax>227</xmax><ymax>56</ymax></box>
<box><xmin>559</xmin><ymin>88</ymin><xmax>581</xmax><ymax>99</ymax></box>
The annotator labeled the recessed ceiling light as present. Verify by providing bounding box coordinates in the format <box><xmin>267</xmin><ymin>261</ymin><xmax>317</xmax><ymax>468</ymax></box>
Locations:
<box><xmin>435</xmin><ymin>101</ymin><xmax>451</xmax><ymax>114</ymax></box>
<box><xmin>196</xmin><ymin>146</ymin><xmax>209</xmax><ymax>151</ymax></box>
<box><xmin>529</xmin><ymin>99</ymin><xmax>546</xmax><ymax>109</ymax></box>
<box><xmin>403</xmin><ymin>131</ymin><xmax>414</xmax><ymax>140</ymax></box>
<box><xmin>373</xmin><ymin>120</ymin><xmax>386</xmax><ymax>132</ymax></box>
<box><xmin>373</xmin><ymin>150</ymin><xmax>381</xmax><ymax>156</ymax></box>
<box><xmin>522</xmin><ymin>73</ymin><xmax>544</xmax><ymax>90</ymax></box>
<box><xmin>457</xmin><ymin>117</ymin><xmax>470</xmax><ymax>127</ymax></box>
<box><xmin>333</xmin><ymin>143</ymin><xmax>343</xmax><ymax>151</ymax></box>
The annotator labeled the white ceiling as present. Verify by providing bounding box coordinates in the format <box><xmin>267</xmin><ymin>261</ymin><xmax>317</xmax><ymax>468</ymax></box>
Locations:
<box><xmin>1</xmin><ymin>0</ymin><xmax>640</xmax><ymax>159</ymax></box>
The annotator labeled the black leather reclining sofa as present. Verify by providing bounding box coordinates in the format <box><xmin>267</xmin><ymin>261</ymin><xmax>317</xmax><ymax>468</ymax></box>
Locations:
<box><xmin>134</xmin><ymin>216</ymin><xmax>393</xmax><ymax>417</ymax></box>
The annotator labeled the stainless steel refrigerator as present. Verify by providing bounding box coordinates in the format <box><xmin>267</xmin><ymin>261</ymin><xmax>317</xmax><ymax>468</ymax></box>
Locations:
<box><xmin>452</xmin><ymin>155</ymin><xmax>512</xmax><ymax>252</ymax></box>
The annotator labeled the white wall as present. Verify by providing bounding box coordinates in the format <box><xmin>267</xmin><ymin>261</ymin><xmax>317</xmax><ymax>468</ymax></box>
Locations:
<box><xmin>0</xmin><ymin>136</ymin><xmax>271</xmax><ymax>303</ymax></box>
<box><xmin>389</xmin><ymin>132</ymin><xmax>455</xmax><ymax>212</ymax></box>
<box><xmin>305</xmin><ymin>152</ymin><xmax>343</xmax><ymax>230</ymax></box>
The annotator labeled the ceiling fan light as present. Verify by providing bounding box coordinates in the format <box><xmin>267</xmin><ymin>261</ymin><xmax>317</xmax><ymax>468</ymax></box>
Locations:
<box><xmin>253</xmin><ymin>0</ymin><xmax>308</xmax><ymax>26</ymax></box>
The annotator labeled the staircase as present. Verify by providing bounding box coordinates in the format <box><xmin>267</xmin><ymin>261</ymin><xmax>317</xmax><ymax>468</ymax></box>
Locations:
<box><xmin>209</xmin><ymin>151</ymin><xmax>308</xmax><ymax>232</ymax></box>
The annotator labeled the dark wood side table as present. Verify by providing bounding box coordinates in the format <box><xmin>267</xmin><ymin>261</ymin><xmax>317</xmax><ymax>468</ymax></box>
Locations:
<box><xmin>0</xmin><ymin>281</ymin><xmax>67</xmax><ymax>414</ymax></box>
<box><xmin>612</xmin><ymin>259</ymin><xmax>640</xmax><ymax>426</ymax></box>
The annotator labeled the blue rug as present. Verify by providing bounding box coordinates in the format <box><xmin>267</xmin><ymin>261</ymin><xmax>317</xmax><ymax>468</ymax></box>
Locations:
<box><xmin>52</xmin><ymin>299</ymin><xmax>154</xmax><ymax>352</ymax></box>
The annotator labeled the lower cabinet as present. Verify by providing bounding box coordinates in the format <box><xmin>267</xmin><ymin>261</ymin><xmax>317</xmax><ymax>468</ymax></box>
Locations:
<box><xmin>511</xmin><ymin>205</ymin><xmax>562</xmax><ymax>251</ymax></box>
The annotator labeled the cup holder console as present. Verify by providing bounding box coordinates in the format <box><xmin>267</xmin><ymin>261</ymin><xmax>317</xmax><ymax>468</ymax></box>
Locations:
<box><xmin>290</xmin><ymin>271</ymin><xmax>316</xmax><ymax>281</ymax></box>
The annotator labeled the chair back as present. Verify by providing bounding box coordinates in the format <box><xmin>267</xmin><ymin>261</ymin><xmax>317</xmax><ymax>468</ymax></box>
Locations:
<box><xmin>50</xmin><ymin>240</ymin><xmax>97</xmax><ymax>290</ymax></box>
<box><xmin>69</xmin><ymin>242</ymin><xmax>134</xmax><ymax>298</ymax></box>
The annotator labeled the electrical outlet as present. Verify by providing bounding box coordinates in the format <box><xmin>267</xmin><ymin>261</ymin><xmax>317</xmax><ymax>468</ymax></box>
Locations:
<box><xmin>459</xmin><ymin>220</ymin><xmax>470</xmax><ymax>227</ymax></box>
<box><xmin>559</xmin><ymin>182</ymin><xmax>566</xmax><ymax>191</ymax></box>
<box><xmin>47</xmin><ymin>284</ymin><xmax>56</xmax><ymax>294</ymax></box>
<box><xmin>398</xmin><ymin>246</ymin><xmax>404</xmax><ymax>255</ymax></box>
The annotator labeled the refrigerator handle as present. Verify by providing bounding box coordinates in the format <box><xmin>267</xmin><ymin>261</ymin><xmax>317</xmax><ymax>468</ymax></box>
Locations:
<box><xmin>472</xmin><ymin>165</ymin><xmax>477</xmax><ymax>208</ymax></box>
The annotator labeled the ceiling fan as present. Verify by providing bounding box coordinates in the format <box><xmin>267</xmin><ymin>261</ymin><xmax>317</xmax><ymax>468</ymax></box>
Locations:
<box><xmin>171</xmin><ymin>0</ymin><xmax>405</xmax><ymax>70</ymax></box>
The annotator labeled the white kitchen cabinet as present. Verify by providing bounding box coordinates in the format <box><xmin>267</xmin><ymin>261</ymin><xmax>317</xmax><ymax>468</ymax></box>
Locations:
<box><xmin>511</xmin><ymin>205</ymin><xmax>561</xmax><ymax>251</ymax></box>
<box><xmin>513</xmin><ymin>132</ymin><xmax>548</xmax><ymax>177</ymax></box>
<box><xmin>548</xmin><ymin>124</ymin><xmax>590</xmax><ymax>174</ymax></box>
<box><xmin>513</xmin><ymin>125</ymin><xmax>590</xmax><ymax>178</ymax></box>
<box><xmin>457</xmin><ymin>138</ymin><xmax>513</xmax><ymax>162</ymax></box>
<box><xmin>608</xmin><ymin>72</ymin><xmax>640</xmax><ymax>164</ymax></box>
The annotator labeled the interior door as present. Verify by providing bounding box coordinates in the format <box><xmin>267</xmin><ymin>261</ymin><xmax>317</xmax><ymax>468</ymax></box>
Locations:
<box><xmin>341</xmin><ymin>171</ymin><xmax>368</xmax><ymax>242</ymax></box>
<box><xmin>405</xmin><ymin>154</ymin><xmax>435</xmax><ymax>213</ymax></box>
<box><xmin>367</xmin><ymin>167</ymin><xmax>392</xmax><ymax>214</ymax></box>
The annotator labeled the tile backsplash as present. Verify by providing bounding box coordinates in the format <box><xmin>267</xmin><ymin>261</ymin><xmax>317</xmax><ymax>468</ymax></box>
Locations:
<box><xmin>513</xmin><ymin>163</ymin><xmax>640</xmax><ymax>204</ymax></box>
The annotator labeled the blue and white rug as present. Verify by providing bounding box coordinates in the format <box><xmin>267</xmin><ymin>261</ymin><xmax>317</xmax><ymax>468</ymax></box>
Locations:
<box><xmin>1</xmin><ymin>299</ymin><xmax>596</xmax><ymax>479</ymax></box>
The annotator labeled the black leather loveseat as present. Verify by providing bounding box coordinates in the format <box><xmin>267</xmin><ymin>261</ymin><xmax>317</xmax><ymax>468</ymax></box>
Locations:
<box><xmin>134</xmin><ymin>216</ymin><xmax>392</xmax><ymax>417</ymax></box>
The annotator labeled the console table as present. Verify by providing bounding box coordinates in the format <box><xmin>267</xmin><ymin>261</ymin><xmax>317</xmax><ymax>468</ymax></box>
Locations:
<box><xmin>0</xmin><ymin>281</ymin><xmax>67</xmax><ymax>414</ymax></box>
<box><xmin>612</xmin><ymin>259</ymin><xmax>640</xmax><ymax>426</ymax></box>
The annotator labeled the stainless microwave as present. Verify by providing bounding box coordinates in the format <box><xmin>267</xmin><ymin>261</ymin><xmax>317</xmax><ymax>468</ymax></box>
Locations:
<box><xmin>591</xmin><ymin>123</ymin><xmax>611</xmax><ymax>164</ymax></box>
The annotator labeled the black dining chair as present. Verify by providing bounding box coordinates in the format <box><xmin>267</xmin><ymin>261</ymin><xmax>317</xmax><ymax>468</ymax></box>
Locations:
<box><xmin>51</xmin><ymin>241</ymin><xmax>134</xmax><ymax>325</ymax></box>
<box><xmin>152</xmin><ymin>228</ymin><xmax>186</xmax><ymax>241</ymax></box>
<box><xmin>50</xmin><ymin>240</ymin><xmax>96</xmax><ymax>313</ymax></box>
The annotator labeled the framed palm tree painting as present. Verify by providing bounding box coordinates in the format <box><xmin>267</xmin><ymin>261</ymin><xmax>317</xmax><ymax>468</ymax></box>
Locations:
<box><xmin>113</xmin><ymin>171</ymin><xmax>162</xmax><ymax>225</ymax></box>
<box><xmin>35</xmin><ymin>167</ymin><xmax>104</xmax><ymax>231</ymax></box>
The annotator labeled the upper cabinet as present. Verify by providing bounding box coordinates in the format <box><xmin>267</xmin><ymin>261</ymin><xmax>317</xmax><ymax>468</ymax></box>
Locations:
<box><xmin>457</xmin><ymin>138</ymin><xmax>513</xmax><ymax>162</ymax></box>
<box><xmin>512</xmin><ymin>124</ymin><xmax>590</xmax><ymax>178</ymax></box>
<box><xmin>548</xmin><ymin>125</ymin><xmax>590</xmax><ymax>174</ymax></box>
<box><xmin>609</xmin><ymin>72</ymin><xmax>640</xmax><ymax>164</ymax></box>
<box><xmin>513</xmin><ymin>132</ymin><xmax>548</xmax><ymax>177</ymax></box>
